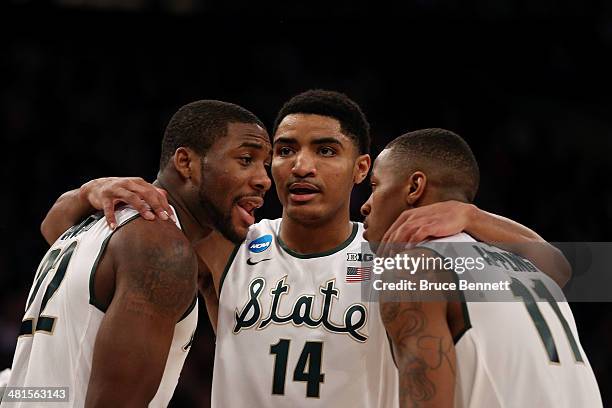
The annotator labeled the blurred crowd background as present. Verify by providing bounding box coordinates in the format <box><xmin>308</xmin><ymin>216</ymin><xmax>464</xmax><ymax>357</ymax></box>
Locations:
<box><xmin>1</xmin><ymin>0</ymin><xmax>611</xmax><ymax>406</ymax></box>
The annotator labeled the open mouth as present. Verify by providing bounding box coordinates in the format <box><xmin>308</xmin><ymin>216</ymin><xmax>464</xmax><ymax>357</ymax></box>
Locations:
<box><xmin>235</xmin><ymin>196</ymin><xmax>264</xmax><ymax>226</ymax></box>
<box><xmin>288</xmin><ymin>182</ymin><xmax>321</xmax><ymax>203</ymax></box>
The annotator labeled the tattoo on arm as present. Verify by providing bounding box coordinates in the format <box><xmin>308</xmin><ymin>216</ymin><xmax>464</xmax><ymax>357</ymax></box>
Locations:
<box><xmin>382</xmin><ymin>301</ymin><xmax>455</xmax><ymax>408</ymax></box>
<box><xmin>119</xmin><ymin>229</ymin><xmax>197</xmax><ymax>320</ymax></box>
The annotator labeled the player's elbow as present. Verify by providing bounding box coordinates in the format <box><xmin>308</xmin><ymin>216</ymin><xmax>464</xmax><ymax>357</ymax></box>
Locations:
<box><xmin>552</xmin><ymin>246</ymin><xmax>573</xmax><ymax>288</ymax></box>
<box><xmin>40</xmin><ymin>215</ymin><xmax>57</xmax><ymax>245</ymax></box>
<box><xmin>85</xmin><ymin>381</ymin><xmax>157</xmax><ymax>408</ymax></box>
<box><xmin>528</xmin><ymin>240</ymin><xmax>573</xmax><ymax>288</ymax></box>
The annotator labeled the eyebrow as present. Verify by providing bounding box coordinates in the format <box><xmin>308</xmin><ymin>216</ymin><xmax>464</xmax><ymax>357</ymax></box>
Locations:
<box><xmin>312</xmin><ymin>137</ymin><xmax>343</xmax><ymax>147</ymax></box>
<box><xmin>273</xmin><ymin>136</ymin><xmax>297</xmax><ymax>145</ymax></box>
<box><xmin>273</xmin><ymin>136</ymin><xmax>344</xmax><ymax>147</ymax></box>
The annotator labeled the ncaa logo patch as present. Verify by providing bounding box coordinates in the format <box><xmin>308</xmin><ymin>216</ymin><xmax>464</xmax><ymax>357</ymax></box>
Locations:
<box><xmin>248</xmin><ymin>234</ymin><xmax>273</xmax><ymax>253</ymax></box>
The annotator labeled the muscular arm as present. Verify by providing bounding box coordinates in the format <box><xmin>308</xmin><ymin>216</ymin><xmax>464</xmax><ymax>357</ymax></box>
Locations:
<box><xmin>380</xmin><ymin>250</ymin><xmax>456</xmax><ymax>407</ymax></box>
<box><xmin>85</xmin><ymin>218</ymin><xmax>197</xmax><ymax>408</ymax></box>
<box><xmin>40</xmin><ymin>188</ymin><xmax>94</xmax><ymax>245</ymax></box>
<box><xmin>41</xmin><ymin>178</ymin><xmax>172</xmax><ymax>244</ymax></box>
<box><xmin>462</xmin><ymin>205</ymin><xmax>571</xmax><ymax>287</ymax></box>
<box><xmin>380</xmin><ymin>201</ymin><xmax>571</xmax><ymax>287</ymax></box>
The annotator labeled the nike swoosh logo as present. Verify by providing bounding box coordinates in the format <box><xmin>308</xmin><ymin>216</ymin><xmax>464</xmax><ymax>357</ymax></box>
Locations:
<box><xmin>247</xmin><ymin>258</ymin><xmax>272</xmax><ymax>266</ymax></box>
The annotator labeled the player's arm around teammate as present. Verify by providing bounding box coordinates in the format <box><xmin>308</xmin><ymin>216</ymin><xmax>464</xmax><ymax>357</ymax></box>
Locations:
<box><xmin>85</xmin><ymin>216</ymin><xmax>197</xmax><ymax>407</ymax></box>
<box><xmin>378</xmin><ymin>200</ymin><xmax>572</xmax><ymax>287</ymax></box>
<box><xmin>40</xmin><ymin>177</ymin><xmax>173</xmax><ymax>243</ymax></box>
<box><xmin>40</xmin><ymin>180</ymin><xmax>239</xmax><ymax>332</ymax></box>
<box><xmin>40</xmin><ymin>177</ymin><xmax>570</xmax><ymax>289</ymax></box>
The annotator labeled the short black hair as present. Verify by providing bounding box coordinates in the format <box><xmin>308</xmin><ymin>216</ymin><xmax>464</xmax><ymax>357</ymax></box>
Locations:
<box><xmin>159</xmin><ymin>100</ymin><xmax>265</xmax><ymax>169</ymax></box>
<box><xmin>386</xmin><ymin>128</ymin><xmax>480</xmax><ymax>202</ymax></box>
<box><xmin>273</xmin><ymin>89</ymin><xmax>371</xmax><ymax>155</ymax></box>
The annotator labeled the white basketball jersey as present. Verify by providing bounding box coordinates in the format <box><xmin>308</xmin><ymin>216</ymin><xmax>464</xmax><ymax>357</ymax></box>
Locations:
<box><xmin>422</xmin><ymin>233</ymin><xmax>602</xmax><ymax>408</ymax></box>
<box><xmin>212</xmin><ymin>219</ymin><xmax>398</xmax><ymax>407</ymax></box>
<box><xmin>2</xmin><ymin>207</ymin><xmax>197</xmax><ymax>408</ymax></box>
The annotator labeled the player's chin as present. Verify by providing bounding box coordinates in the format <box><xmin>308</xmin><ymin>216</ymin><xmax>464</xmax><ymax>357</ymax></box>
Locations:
<box><xmin>225</xmin><ymin>222</ymin><xmax>249</xmax><ymax>244</ymax></box>
<box><xmin>363</xmin><ymin>230</ymin><xmax>381</xmax><ymax>251</ymax></box>
<box><xmin>235</xmin><ymin>225</ymin><xmax>250</xmax><ymax>242</ymax></box>
<box><xmin>286</xmin><ymin>203</ymin><xmax>326</xmax><ymax>223</ymax></box>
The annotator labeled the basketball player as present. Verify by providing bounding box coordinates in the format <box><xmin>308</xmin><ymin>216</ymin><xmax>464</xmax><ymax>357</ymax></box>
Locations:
<box><xmin>39</xmin><ymin>91</ymin><xmax>571</xmax><ymax>406</ymax></box>
<box><xmin>2</xmin><ymin>100</ymin><xmax>272</xmax><ymax>407</ymax></box>
<box><xmin>361</xmin><ymin>128</ymin><xmax>602</xmax><ymax>407</ymax></box>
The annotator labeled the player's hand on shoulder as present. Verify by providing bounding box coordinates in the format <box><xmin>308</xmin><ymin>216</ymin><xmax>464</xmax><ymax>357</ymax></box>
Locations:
<box><xmin>80</xmin><ymin>177</ymin><xmax>173</xmax><ymax>230</ymax></box>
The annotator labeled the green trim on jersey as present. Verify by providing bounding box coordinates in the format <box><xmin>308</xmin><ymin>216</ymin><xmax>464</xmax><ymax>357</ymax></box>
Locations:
<box><xmin>88</xmin><ymin>213</ymin><xmax>141</xmax><ymax>313</ymax></box>
<box><xmin>178</xmin><ymin>296</ymin><xmax>198</xmax><ymax>323</ymax></box>
<box><xmin>277</xmin><ymin>222</ymin><xmax>359</xmax><ymax>259</ymax></box>
<box><xmin>219</xmin><ymin>244</ymin><xmax>241</xmax><ymax>295</ymax></box>
<box><xmin>386</xmin><ymin>331</ymin><xmax>398</xmax><ymax>369</ymax></box>
<box><xmin>453</xmin><ymin>297</ymin><xmax>472</xmax><ymax>344</ymax></box>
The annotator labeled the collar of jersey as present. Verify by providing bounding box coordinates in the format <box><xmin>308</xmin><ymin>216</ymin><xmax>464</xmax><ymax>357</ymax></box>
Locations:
<box><xmin>276</xmin><ymin>222</ymin><xmax>359</xmax><ymax>259</ymax></box>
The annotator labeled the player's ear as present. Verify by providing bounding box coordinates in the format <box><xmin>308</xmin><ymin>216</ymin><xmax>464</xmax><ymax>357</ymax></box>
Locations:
<box><xmin>404</xmin><ymin>171</ymin><xmax>427</xmax><ymax>205</ymax></box>
<box><xmin>353</xmin><ymin>154</ymin><xmax>371</xmax><ymax>184</ymax></box>
<box><xmin>173</xmin><ymin>147</ymin><xmax>201</xmax><ymax>181</ymax></box>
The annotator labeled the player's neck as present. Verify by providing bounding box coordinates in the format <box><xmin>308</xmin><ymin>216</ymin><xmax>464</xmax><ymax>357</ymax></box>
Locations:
<box><xmin>279</xmin><ymin>210</ymin><xmax>353</xmax><ymax>255</ymax></box>
<box><xmin>153</xmin><ymin>179</ymin><xmax>212</xmax><ymax>244</ymax></box>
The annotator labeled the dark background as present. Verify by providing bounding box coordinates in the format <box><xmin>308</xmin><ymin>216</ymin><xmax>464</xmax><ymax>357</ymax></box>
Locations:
<box><xmin>1</xmin><ymin>0</ymin><xmax>610</xmax><ymax>406</ymax></box>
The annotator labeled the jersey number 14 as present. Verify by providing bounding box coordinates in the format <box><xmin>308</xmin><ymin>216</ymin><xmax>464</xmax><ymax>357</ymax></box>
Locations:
<box><xmin>270</xmin><ymin>339</ymin><xmax>324</xmax><ymax>398</ymax></box>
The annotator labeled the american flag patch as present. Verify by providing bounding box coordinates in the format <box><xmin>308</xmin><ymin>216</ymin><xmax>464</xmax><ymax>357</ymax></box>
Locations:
<box><xmin>346</xmin><ymin>266</ymin><xmax>372</xmax><ymax>282</ymax></box>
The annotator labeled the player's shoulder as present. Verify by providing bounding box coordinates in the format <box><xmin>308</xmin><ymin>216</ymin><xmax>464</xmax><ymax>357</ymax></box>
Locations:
<box><xmin>113</xmin><ymin>205</ymin><xmax>144</xmax><ymax>227</ymax></box>
<box><xmin>324</xmin><ymin>221</ymin><xmax>367</xmax><ymax>258</ymax></box>
<box><xmin>413</xmin><ymin>232</ymin><xmax>477</xmax><ymax>259</ymax></box>
<box><xmin>425</xmin><ymin>232</ymin><xmax>476</xmax><ymax>244</ymax></box>
<box><xmin>111</xmin><ymin>216</ymin><xmax>196</xmax><ymax>317</ymax></box>
<box><xmin>91</xmin><ymin>206</ymin><xmax>196</xmax><ymax>313</ymax></box>
<box><xmin>113</xmin><ymin>204</ymin><xmax>182</xmax><ymax>230</ymax></box>
<box><xmin>109</xmin><ymin>216</ymin><xmax>196</xmax><ymax>298</ymax></box>
<box><xmin>243</xmin><ymin>218</ymin><xmax>281</xmax><ymax>241</ymax></box>
<box><xmin>108</xmin><ymin>212</ymin><xmax>192</xmax><ymax>267</ymax></box>
<box><xmin>54</xmin><ymin>206</ymin><xmax>142</xmax><ymax>247</ymax></box>
<box><xmin>231</xmin><ymin>219</ymin><xmax>280</xmax><ymax>257</ymax></box>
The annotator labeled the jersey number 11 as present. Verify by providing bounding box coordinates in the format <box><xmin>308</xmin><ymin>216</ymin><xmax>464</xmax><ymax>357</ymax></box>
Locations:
<box><xmin>510</xmin><ymin>277</ymin><xmax>583</xmax><ymax>364</ymax></box>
